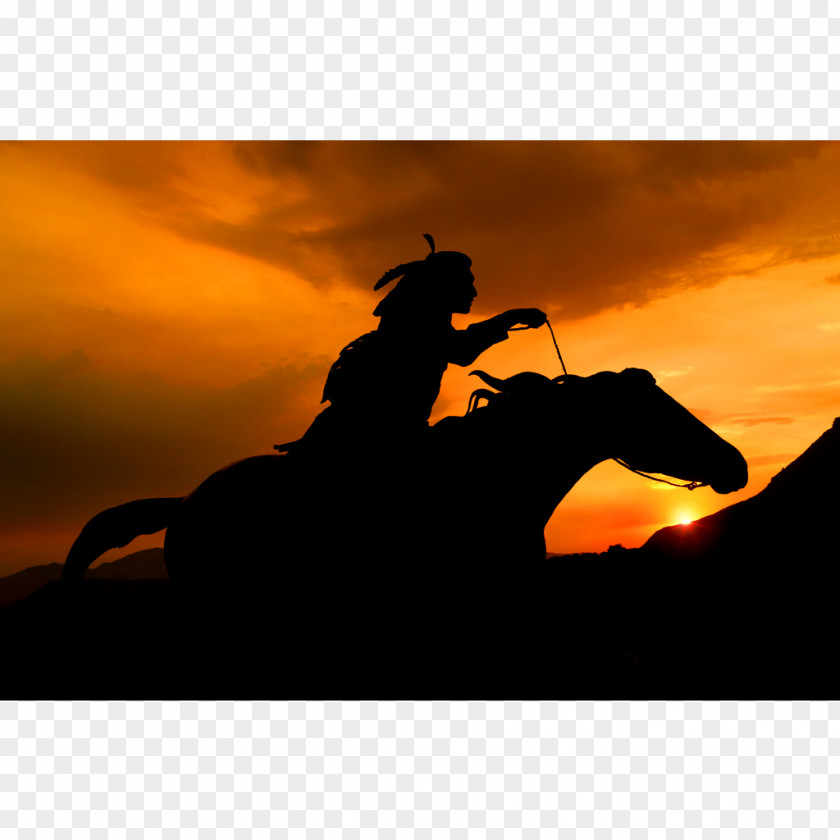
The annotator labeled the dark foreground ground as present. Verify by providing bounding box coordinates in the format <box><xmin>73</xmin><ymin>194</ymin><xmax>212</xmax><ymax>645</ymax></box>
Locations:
<box><xmin>2</xmin><ymin>546</ymin><xmax>836</xmax><ymax>699</ymax></box>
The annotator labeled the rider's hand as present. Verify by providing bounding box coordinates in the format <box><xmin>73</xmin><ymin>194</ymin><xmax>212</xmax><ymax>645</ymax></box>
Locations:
<box><xmin>504</xmin><ymin>308</ymin><xmax>547</xmax><ymax>330</ymax></box>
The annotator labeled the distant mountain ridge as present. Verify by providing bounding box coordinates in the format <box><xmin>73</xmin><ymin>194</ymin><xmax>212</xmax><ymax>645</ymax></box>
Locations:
<box><xmin>0</xmin><ymin>548</ymin><xmax>167</xmax><ymax>609</ymax></box>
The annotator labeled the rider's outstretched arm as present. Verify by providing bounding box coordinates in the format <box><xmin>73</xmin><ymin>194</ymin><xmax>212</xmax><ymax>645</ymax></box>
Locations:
<box><xmin>448</xmin><ymin>309</ymin><xmax>547</xmax><ymax>367</ymax></box>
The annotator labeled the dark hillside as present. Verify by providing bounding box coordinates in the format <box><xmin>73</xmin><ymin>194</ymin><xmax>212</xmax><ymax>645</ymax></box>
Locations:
<box><xmin>630</xmin><ymin>418</ymin><xmax>840</xmax><ymax>694</ymax></box>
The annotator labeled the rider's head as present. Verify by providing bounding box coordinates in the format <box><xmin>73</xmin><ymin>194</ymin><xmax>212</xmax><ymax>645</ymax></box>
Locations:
<box><xmin>373</xmin><ymin>235</ymin><xmax>476</xmax><ymax>319</ymax></box>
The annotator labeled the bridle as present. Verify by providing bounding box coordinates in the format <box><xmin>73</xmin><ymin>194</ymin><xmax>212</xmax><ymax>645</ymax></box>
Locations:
<box><xmin>611</xmin><ymin>459</ymin><xmax>704</xmax><ymax>491</ymax></box>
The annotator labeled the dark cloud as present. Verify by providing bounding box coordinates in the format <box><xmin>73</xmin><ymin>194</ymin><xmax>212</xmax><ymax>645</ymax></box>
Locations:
<box><xmin>0</xmin><ymin>351</ymin><xmax>328</xmax><ymax>532</ymax></box>
<box><xmin>5</xmin><ymin>141</ymin><xmax>194</xmax><ymax>216</ymax></box>
<box><xmin>227</xmin><ymin>142</ymin><xmax>839</xmax><ymax>314</ymax></box>
<box><xmin>629</xmin><ymin>141</ymin><xmax>824</xmax><ymax>185</ymax></box>
<box><xmin>39</xmin><ymin>141</ymin><xmax>840</xmax><ymax>321</ymax></box>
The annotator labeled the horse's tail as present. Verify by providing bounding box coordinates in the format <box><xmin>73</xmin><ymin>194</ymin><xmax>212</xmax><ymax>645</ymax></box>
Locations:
<box><xmin>62</xmin><ymin>497</ymin><xmax>184</xmax><ymax>581</ymax></box>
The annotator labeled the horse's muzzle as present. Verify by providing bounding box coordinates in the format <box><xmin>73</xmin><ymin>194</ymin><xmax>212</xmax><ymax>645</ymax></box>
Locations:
<box><xmin>710</xmin><ymin>448</ymin><xmax>749</xmax><ymax>494</ymax></box>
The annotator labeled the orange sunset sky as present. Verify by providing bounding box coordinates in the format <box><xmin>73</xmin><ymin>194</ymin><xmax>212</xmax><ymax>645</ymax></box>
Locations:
<box><xmin>2</xmin><ymin>140</ymin><xmax>840</xmax><ymax>576</ymax></box>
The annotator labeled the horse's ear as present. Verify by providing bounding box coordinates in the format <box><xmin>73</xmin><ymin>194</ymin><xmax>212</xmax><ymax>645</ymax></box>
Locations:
<box><xmin>619</xmin><ymin>368</ymin><xmax>657</xmax><ymax>386</ymax></box>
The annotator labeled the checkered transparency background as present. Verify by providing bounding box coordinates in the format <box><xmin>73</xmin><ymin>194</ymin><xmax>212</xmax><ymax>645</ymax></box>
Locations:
<box><xmin>1</xmin><ymin>702</ymin><xmax>838</xmax><ymax>837</ymax></box>
<box><xmin>3</xmin><ymin>0</ymin><xmax>839</xmax><ymax>834</ymax></box>
<box><xmin>1</xmin><ymin>0</ymin><xmax>838</xmax><ymax>138</ymax></box>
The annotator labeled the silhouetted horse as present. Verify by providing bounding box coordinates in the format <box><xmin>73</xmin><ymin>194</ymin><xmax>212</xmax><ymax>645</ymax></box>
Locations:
<box><xmin>54</xmin><ymin>367</ymin><xmax>748</xmax><ymax>695</ymax></box>
<box><xmin>65</xmin><ymin>368</ymin><xmax>747</xmax><ymax>585</ymax></box>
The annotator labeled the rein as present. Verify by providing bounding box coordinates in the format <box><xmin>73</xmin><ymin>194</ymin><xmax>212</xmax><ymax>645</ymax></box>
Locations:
<box><xmin>509</xmin><ymin>318</ymin><xmax>567</xmax><ymax>375</ymax></box>
<box><xmin>511</xmin><ymin>317</ymin><xmax>705</xmax><ymax>492</ymax></box>
<box><xmin>611</xmin><ymin>460</ymin><xmax>704</xmax><ymax>491</ymax></box>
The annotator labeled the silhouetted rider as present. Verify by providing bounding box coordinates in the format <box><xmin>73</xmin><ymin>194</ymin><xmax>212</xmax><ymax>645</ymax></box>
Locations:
<box><xmin>295</xmin><ymin>234</ymin><xmax>547</xmax><ymax>459</ymax></box>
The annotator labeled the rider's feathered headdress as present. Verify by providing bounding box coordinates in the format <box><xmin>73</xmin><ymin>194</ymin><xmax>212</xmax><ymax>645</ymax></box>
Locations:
<box><xmin>373</xmin><ymin>235</ymin><xmax>472</xmax><ymax>318</ymax></box>
<box><xmin>373</xmin><ymin>234</ymin><xmax>438</xmax><ymax>291</ymax></box>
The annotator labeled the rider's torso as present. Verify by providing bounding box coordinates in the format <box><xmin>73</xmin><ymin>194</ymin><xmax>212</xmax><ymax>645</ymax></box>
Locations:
<box><xmin>322</xmin><ymin>319</ymin><xmax>453</xmax><ymax>425</ymax></box>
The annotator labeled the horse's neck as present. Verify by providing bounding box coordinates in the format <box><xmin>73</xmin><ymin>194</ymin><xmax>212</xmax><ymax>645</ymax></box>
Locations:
<box><xmin>512</xmin><ymin>441</ymin><xmax>608</xmax><ymax>528</ymax></box>
<box><xmin>445</xmin><ymin>406</ymin><xmax>611</xmax><ymax>527</ymax></box>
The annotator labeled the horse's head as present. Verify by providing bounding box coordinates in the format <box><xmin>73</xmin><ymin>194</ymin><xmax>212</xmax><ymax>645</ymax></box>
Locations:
<box><xmin>468</xmin><ymin>367</ymin><xmax>748</xmax><ymax>495</ymax></box>
<box><xmin>586</xmin><ymin>368</ymin><xmax>748</xmax><ymax>494</ymax></box>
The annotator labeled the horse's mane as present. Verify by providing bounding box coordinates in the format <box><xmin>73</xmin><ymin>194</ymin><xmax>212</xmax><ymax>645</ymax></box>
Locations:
<box><xmin>432</xmin><ymin>368</ymin><xmax>658</xmax><ymax>447</ymax></box>
<box><xmin>430</xmin><ymin>372</ymin><xmax>588</xmax><ymax>446</ymax></box>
